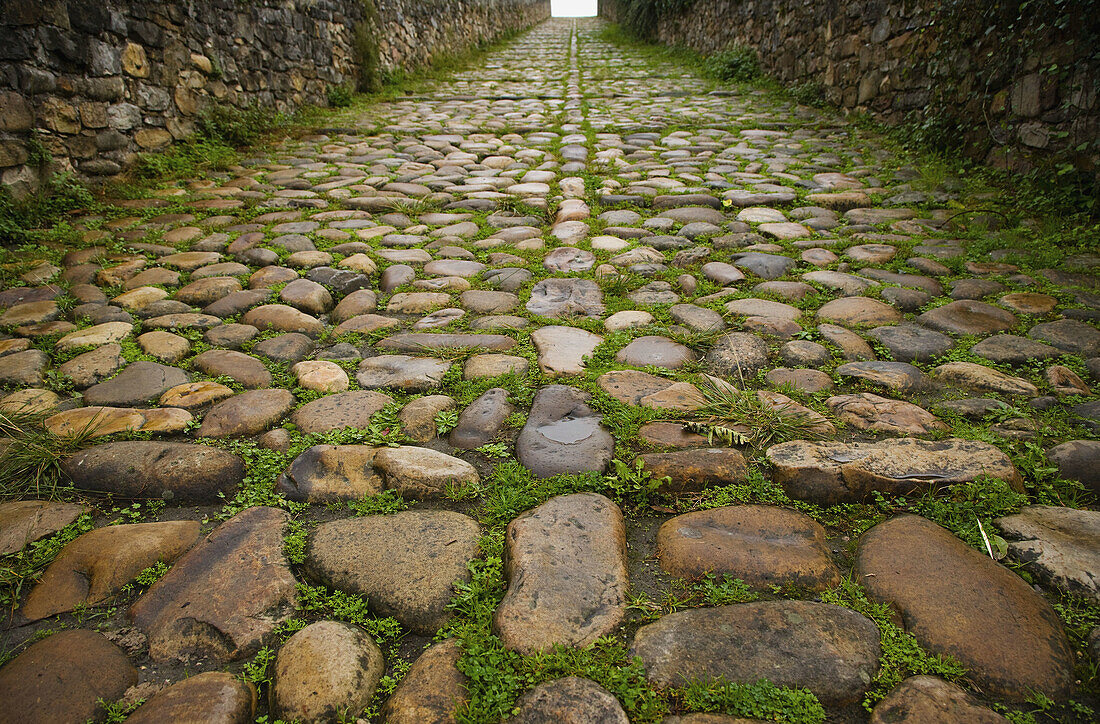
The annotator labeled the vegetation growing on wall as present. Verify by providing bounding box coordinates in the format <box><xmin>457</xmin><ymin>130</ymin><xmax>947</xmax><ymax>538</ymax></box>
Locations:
<box><xmin>921</xmin><ymin>0</ymin><xmax>1100</xmax><ymax>191</ymax></box>
<box><xmin>616</xmin><ymin>0</ymin><xmax>696</xmax><ymax>41</ymax></box>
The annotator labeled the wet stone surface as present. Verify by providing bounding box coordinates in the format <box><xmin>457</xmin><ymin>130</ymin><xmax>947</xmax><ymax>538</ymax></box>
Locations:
<box><xmin>0</xmin><ymin>15</ymin><xmax>1097</xmax><ymax>724</ymax></box>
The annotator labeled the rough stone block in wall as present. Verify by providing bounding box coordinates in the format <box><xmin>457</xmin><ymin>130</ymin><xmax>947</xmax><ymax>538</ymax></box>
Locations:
<box><xmin>598</xmin><ymin>0</ymin><xmax>1099</xmax><ymax>179</ymax></box>
<box><xmin>0</xmin><ymin>0</ymin><xmax>552</xmax><ymax>192</ymax></box>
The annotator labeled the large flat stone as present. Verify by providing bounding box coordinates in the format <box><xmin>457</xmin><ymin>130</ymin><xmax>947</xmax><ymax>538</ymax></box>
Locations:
<box><xmin>995</xmin><ymin>505</ymin><xmax>1100</xmax><ymax>601</ymax></box>
<box><xmin>767</xmin><ymin>438</ymin><xmax>1022</xmax><ymax>505</ymax></box>
<box><xmin>63</xmin><ymin>441</ymin><xmax>244</xmax><ymax>501</ymax></box>
<box><xmin>857</xmin><ymin>515</ymin><xmax>1075</xmax><ymax>700</ymax></box>
<box><xmin>197</xmin><ymin>389</ymin><xmax>296</xmax><ymax>438</ymax></box>
<box><xmin>657</xmin><ymin>505</ymin><xmax>840</xmax><ymax>591</ymax></box>
<box><xmin>126</xmin><ymin>672</ymin><xmax>255</xmax><ymax>724</ymax></box>
<box><xmin>0</xmin><ymin>629</ymin><xmax>136</xmax><ymax>724</ymax></box>
<box><xmin>494</xmin><ymin>493</ymin><xmax>628</xmax><ymax>654</ymax></box>
<box><xmin>631</xmin><ymin>601</ymin><xmax>880</xmax><ymax>706</ymax></box>
<box><xmin>276</xmin><ymin>445</ymin><xmax>382</xmax><ymax>503</ymax></box>
<box><xmin>129</xmin><ymin>506</ymin><xmax>297</xmax><ymax>663</ymax></box>
<box><xmin>305</xmin><ymin>511</ymin><xmax>481</xmax><ymax>634</ymax></box>
<box><xmin>273</xmin><ymin>621</ymin><xmax>383</xmax><ymax>722</ymax></box>
<box><xmin>0</xmin><ymin>500</ymin><xmax>87</xmax><ymax>555</ymax></box>
<box><xmin>356</xmin><ymin>354</ymin><xmax>451</xmax><ymax>390</ymax></box>
<box><xmin>22</xmin><ymin>521</ymin><xmax>200</xmax><ymax>620</ymax></box>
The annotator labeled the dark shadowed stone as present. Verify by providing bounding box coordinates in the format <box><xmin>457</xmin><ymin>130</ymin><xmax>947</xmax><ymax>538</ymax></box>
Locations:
<box><xmin>273</xmin><ymin>621</ymin><xmax>383</xmax><ymax>722</ymax></box>
<box><xmin>657</xmin><ymin>505</ymin><xmax>840</xmax><ymax>590</ymax></box>
<box><xmin>0</xmin><ymin>629</ymin><xmax>136</xmax><ymax>724</ymax></box>
<box><xmin>21</xmin><ymin>520</ymin><xmax>199</xmax><ymax>621</ymax></box>
<box><xmin>0</xmin><ymin>500</ymin><xmax>87</xmax><ymax>555</ymax></box>
<box><xmin>306</xmin><ymin>511</ymin><xmax>480</xmax><ymax>634</ymax></box>
<box><xmin>126</xmin><ymin>672</ymin><xmax>255</xmax><ymax>724</ymax></box>
<box><xmin>382</xmin><ymin>639</ymin><xmax>468</xmax><ymax>724</ymax></box>
<box><xmin>197</xmin><ymin>389</ymin><xmax>296</xmax><ymax>438</ymax></box>
<box><xmin>857</xmin><ymin>515</ymin><xmax>1075</xmax><ymax>701</ymax></box>
<box><xmin>276</xmin><ymin>445</ymin><xmax>381</xmax><ymax>503</ymax></box>
<box><xmin>995</xmin><ymin>505</ymin><xmax>1100</xmax><ymax>601</ymax></box>
<box><xmin>1029</xmin><ymin>319</ymin><xmax>1100</xmax><ymax>357</ymax></box>
<box><xmin>918</xmin><ymin>300</ymin><xmax>1017</xmax><ymax>336</ymax></box>
<box><xmin>866</xmin><ymin>324</ymin><xmax>953</xmax><ymax>363</ymax></box>
<box><xmin>1046</xmin><ymin>440</ymin><xmax>1100</xmax><ymax>495</ymax></box>
<box><xmin>63</xmin><ymin>441</ymin><xmax>244</xmax><ymax>501</ymax></box>
<box><xmin>191</xmin><ymin>350</ymin><xmax>271</xmax><ymax>388</ymax></box>
<box><xmin>130</xmin><ymin>506</ymin><xmax>296</xmax><ymax>663</ymax></box>
<box><xmin>451</xmin><ymin>387</ymin><xmax>512</xmax><ymax>449</ymax></box>
<box><xmin>638</xmin><ymin>448</ymin><xmax>748</xmax><ymax>494</ymax></box>
<box><xmin>631</xmin><ymin>601</ymin><xmax>880</xmax><ymax>706</ymax></box>
<box><xmin>83</xmin><ymin>360</ymin><xmax>189</xmax><ymax>406</ymax></box>
<box><xmin>204</xmin><ymin>289</ymin><xmax>271</xmax><ymax>318</ymax></box>
<box><xmin>767</xmin><ymin>438</ymin><xmax>1022</xmax><ymax>505</ymax></box>
<box><xmin>869</xmin><ymin>676</ymin><xmax>1009</xmax><ymax>724</ymax></box>
<box><xmin>508</xmin><ymin>677</ymin><xmax>628</xmax><ymax>723</ymax></box>
<box><xmin>526</xmin><ymin>278</ymin><xmax>604</xmax><ymax>317</ymax></box>
<box><xmin>971</xmin><ymin>334</ymin><xmax>1061</xmax><ymax>364</ymax></box>
<box><xmin>290</xmin><ymin>390</ymin><xmax>395</xmax><ymax>434</ymax></box>
<box><xmin>516</xmin><ymin>385</ymin><xmax>614</xmax><ymax>477</ymax></box>
<box><xmin>705</xmin><ymin>332</ymin><xmax>769</xmax><ymax>378</ymax></box>
<box><xmin>494</xmin><ymin>493</ymin><xmax>627</xmax><ymax>654</ymax></box>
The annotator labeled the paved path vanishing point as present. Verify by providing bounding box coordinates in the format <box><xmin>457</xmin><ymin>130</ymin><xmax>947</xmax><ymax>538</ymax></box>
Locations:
<box><xmin>1</xmin><ymin>17</ymin><xmax>1098</xmax><ymax>724</ymax></box>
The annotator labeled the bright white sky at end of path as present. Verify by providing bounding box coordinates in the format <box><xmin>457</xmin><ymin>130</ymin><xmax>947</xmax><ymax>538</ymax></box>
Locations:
<box><xmin>552</xmin><ymin>0</ymin><xmax>597</xmax><ymax>16</ymax></box>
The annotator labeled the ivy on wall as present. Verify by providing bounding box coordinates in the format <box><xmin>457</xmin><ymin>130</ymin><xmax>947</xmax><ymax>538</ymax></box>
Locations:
<box><xmin>616</xmin><ymin>0</ymin><xmax>697</xmax><ymax>40</ymax></box>
<box><xmin>923</xmin><ymin>0</ymin><xmax>1100</xmax><ymax>171</ymax></box>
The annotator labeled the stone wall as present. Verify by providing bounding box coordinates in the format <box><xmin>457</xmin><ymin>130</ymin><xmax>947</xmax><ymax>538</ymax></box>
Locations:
<box><xmin>598</xmin><ymin>0</ymin><xmax>1100</xmax><ymax>178</ymax></box>
<box><xmin>0</xmin><ymin>0</ymin><xmax>551</xmax><ymax>194</ymax></box>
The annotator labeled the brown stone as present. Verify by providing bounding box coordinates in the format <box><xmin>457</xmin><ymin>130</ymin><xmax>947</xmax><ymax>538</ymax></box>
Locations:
<box><xmin>826</xmin><ymin>393</ymin><xmax>946</xmax><ymax>435</ymax></box>
<box><xmin>273</xmin><ymin>621</ymin><xmax>383</xmax><ymax>722</ymax></box>
<box><xmin>631</xmin><ymin>601</ymin><xmax>880</xmax><ymax>706</ymax></box>
<box><xmin>767</xmin><ymin>438</ymin><xmax>1023</xmax><ymax>505</ymax></box>
<box><xmin>305</xmin><ymin>511</ymin><xmax>481</xmax><ymax>634</ymax></box>
<box><xmin>382</xmin><ymin>639</ymin><xmax>468</xmax><ymax>724</ymax></box>
<box><xmin>639</xmin><ymin>448</ymin><xmax>749</xmax><ymax>494</ymax></box>
<box><xmin>22</xmin><ymin>521</ymin><xmax>200</xmax><ymax>620</ymax></box>
<box><xmin>129</xmin><ymin>506</ymin><xmax>297</xmax><ymax>663</ymax></box>
<box><xmin>126</xmin><ymin>672</ymin><xmax>255</xmax><ymax>724</ymax></box>
<box><xmin>0</xmin><ymin>500</ymin><xmax>87</xmax><ymax>555</ymax></box>
<box><xmin>0</xmin><ymin>630</ymin><xmax>136</xmax><ymax>722</ymax></box>
<box><xmin>857</xmin><ymin>515</ymin><xmax>1075</xmax><ymax>701</ymax></box>
<box><xmin>869</xmin><ymin>675</ymin><xmax>1008</xmax><ymax>723</ymax></box>
<box><xmin>197</xmin><ymin>389</ymin><xmax>296</xmax><ymax>438</ymax></box>
<box><xmin>657</xmin><ymin>505</ymin><xmax>840</xmax><ymax>590</ymax></box>
<box><xmin>494</xmin><ymin>493</ymin><xmax>628</xmax><ymax>654</ymax></box>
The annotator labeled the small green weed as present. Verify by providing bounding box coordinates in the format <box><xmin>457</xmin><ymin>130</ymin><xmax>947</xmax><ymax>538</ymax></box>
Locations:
<box><xmin>672</xmin><ymin>677</ymin><xmax>826</xmax><ymax>723</ymax></box>
<box><xmin>822</xmin><ymin>578</ymin><xmax>967</xmax><ymax>709</ymax></box>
